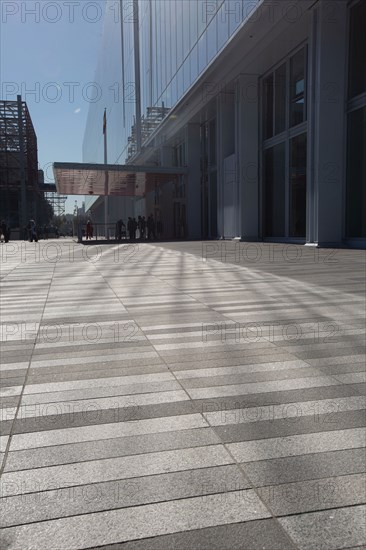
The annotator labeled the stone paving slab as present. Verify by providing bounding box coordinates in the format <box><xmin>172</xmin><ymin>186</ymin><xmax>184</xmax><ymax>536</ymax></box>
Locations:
<box><xmin>4</xmin><ymin>427</ymin><xmax>221</xmax><ymax>472</ymax></box>
<box><xmin>0</xmin><ymin>240</ymin><xmax>365</xmax><ymax>549</ymax></box>
<box><xmin>87</xmin><ymin>519</ymin><xmax>298</xmax><ymax>549</ymax></box>
<box><xmin>278</xmin><ymin>505</ymin><xmax>366</xmax><ymax>550</ymax></box>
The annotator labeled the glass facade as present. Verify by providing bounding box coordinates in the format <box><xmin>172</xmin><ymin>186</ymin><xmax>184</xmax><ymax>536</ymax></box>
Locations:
<box><xmin>83</xmin><ymin>0</ymin><xmax>260</xmax><ymax>169</ymax></box>
<box><xmin>81</xmin><ymin>0</ymin><xmax>363</xmax><ymax>245</ymax></box>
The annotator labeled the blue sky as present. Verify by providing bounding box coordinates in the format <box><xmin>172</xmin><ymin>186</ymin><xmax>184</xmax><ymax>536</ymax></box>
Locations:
<box><xmin>1</xmin><ymin>0</ymin><xmax>106</xmax><ymax>213</ymax></box>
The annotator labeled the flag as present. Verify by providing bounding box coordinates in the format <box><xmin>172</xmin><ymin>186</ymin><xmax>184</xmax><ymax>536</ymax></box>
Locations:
<box><xmin>103</xmin><ymin>109</ymin><xmax>107</xmax><ymax>135</ymax></box>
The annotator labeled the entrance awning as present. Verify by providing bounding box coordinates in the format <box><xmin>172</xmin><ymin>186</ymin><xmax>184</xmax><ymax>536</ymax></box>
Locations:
<box><xmin>53</xmin><ymin>162</ymin><xmax>188</xmax><ymax>196</ymax></box>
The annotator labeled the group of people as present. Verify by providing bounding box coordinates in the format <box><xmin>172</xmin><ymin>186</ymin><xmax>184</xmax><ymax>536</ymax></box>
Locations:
<box><xmin>126</xmin><ymin>215</ymin><xmax>162</xmax><ymax>240</ymax></box>
<box><xmin>1</xmin><ymin>220</ymin><xmax>48</xmax><ymax>243</ymax></box>
<box><xmin>26</xmin><ymin>221</ymin><xmax>60</xmax><ymax>241</ymax></box>
<box><xmin>84</xmin><ymin>216</ymin><xmax>163</xmax><ymax>241</ymax></box>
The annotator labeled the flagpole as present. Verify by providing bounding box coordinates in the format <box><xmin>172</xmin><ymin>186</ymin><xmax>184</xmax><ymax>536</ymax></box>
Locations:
<box><xmin>103</xmin><ymin>108</ymin><xmax>109</xmax><ymax>239</ymax></box>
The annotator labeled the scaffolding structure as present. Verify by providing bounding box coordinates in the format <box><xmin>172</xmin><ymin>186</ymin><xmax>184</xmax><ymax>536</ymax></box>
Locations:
<box><xmin>127</xmin><ymin>105</ymin><xmax>170</xmax><ymax>161</ymax></box>
<box><xmin>44</xmin><ymin>191</ymin><xmax>67</xmax><ymax>217</ymax></box>
<box><xmin>0</xmin><ymin>97</ymin><xmax>40</xmax><ymax>227</ymax></box>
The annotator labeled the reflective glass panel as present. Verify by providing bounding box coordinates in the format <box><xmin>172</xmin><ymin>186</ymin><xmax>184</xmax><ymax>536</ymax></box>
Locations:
<box><xmin>217</xmin><ymin>3</ymin><xmax>229</xmax><ymax>51</ymax></box>
<box><xmin>263</xmin><ymin>74</ymin><xmax>273</xmax><ymax>139</ymax></box>
<box><xmin>290</xmin><ymin>49</ymin><xmax>306</xmax><ymax>127</ymax></box>
<box><xmin>274</xmin><ymin>64</ymin><xmax>286</xmax><ymax>135</ymax></box>
<box><xmin>228</xmin><ymin>0</ymin><xmax>242</xmax><ymax>36</ymax></box>
<box><xmin>263</xmin><ymin>143</ymin><xmax>286</xmax><ymax>237</ymax></box>
<box><xmin>289</xmin><ymin>133</ymin><xmax>307</xmax><ymax>237</ymax></box>
<box><xmin>348</xmin><ymin>1</ymin><xmax>366</xmax><ymax>98</ymax></box>
<box><xmin>346</xmin><ymin>107</ymin><xmax>366</xmax><ymax>237</ymax></box>
<box><xmin>190</xmin><ymin>45</ymin><xmax>199</xmax><ymax>83</ymax></box>
<box><xmin>207</xmin><ymin>16</ymin><xmax>217</xmax><ymax>63</ymax></box>
<box><xmin>198</xmin><ymin>33</ymin><xmax>207</xmax><ymax>74</ymax></box>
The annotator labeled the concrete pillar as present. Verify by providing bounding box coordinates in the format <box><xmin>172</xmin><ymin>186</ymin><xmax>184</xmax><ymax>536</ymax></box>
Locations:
<box><xmin>311</xmin><ymin>0</ymin><xmax>348</xmax><ymax>246</ymax></box>
<box><xmin>185</xmin><ymin>123</ymin><xmax>201</xmax><ymax>239</ymax></box>
<box><xmin>236</xmin><ymin>74</ymin><xmax>259</xmax><ymax>241</ymax></box>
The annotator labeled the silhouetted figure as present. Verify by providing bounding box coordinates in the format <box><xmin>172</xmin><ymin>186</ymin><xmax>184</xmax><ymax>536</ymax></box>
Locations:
<box><xmin>28</xmin><ymin>219</ymin><xmax>38</xmax><ymax>242</ymax></box>
<box><xmin>0</xmin><ymin>220</ymin><xmax>9</xmax><ymax>243</ymax></box>
<box><xmin>43</xmin><ymin>224</ymin><xmax>49</xmax><ymax>240</ymax></box>
<box><xmin>86</xmin><ymin>219</ymin><xmax>93</xmax><ymax>240</ymax></box>
<box><xmin>132</xmin><ymin>218</ymin><xmax>137</xmax><ymax>239</ymax></box>
<box><xmin>156</xmin><ymin>219</ymin><xmax>163</xmax><ymax>239</ymax></box>
<box><xmin>141</xmin><ymin>216</ymin><xmax>146</xmax><ymax>239</ymax></box>
<box><xmin>127</xmin><ymin>217</ymin><xmax>133</xmax><ymax>240</ymax></box>
<box><xmin>137</xmin><ymin>216</ymin><xmax>142</xmax><ymax>239</ymax></box>
<box><xmin>147</xmin><ymin>215</ymin><xmax>155</xmax><ymax>239</ymax></box>
<box><xmin>116</xmin><ymin>219</ymin><xmax>125</xmax><ymax>240</ymax></box>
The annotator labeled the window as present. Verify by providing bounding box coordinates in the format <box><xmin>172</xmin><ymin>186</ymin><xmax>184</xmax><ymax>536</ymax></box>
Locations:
<box><xmin>262</xmin><ymin>47</ymin><xmax>308</xmax><ymax>239</ymax></box>
<box><xmin>346</xmin><ymin>107</ymin><xmax>366</xmax><ymax>238</ymax></box>
<box><xmin>289</xmin><ymin>133</ymin><xmax>307</xmax><ymax>237</ymax></box>
<box><xmin>275</xmin><ymin>64</ymin><xmax>286</xmax><ymax>134</ymax></box>
<box><xmin>209</xmin><ymin>119</ymin><xmax>216</xmax><ymax>166</ymax></box>
<box><xmin>263</xmin><ymin>143</ymin><xmax>286</xmax><ymax>237</ymax></box>
<box><xmin>348</xmin><ymin>1</ymin><xmax>366</xmax><ymax>99</ymax></box>
<box><xmin>263</xmin><ymin>74</ymin><xmax>274</xmax><ymax>140</ymax></box>
<box><xmin>263</xmin><ymin>48</ymin><xmax>307</xmax><ymax>139</ymax></box>
<box><xmin>290</xmin><ymin>49</ymin><xmax>306</xmax><ymax>127</ymax></box>
<box><xmin>346</xmin><ymin>1</ymin><xmax>366</xmax><ymax>239</ymax></box>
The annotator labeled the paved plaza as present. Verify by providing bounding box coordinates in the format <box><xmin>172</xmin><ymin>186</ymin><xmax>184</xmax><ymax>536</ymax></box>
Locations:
<box><xmin>0</xmin><ymin>239</ymin><xmax>365</xmax><ymax>550</ymax></box>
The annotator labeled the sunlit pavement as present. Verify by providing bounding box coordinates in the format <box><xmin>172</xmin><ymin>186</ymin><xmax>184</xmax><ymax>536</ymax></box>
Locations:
<box><xmin>0</xmin><ymin>239</ymin><xmax>365</xmax><ymax>550</ymax></box>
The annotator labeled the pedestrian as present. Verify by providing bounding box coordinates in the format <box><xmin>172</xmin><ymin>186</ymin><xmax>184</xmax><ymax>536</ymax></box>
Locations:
<box><xmin>116</xmin><ymin>219</ymin><xmax>125</xmax><ymax>240</ymax></box>
<box><xmin>132</xmin><ymin>217</ymin><xmax>137</xmax><ymax>240</ymax></box>
<box><xmin>141</xmin><ymin>216</ymin><xmax>146</xmax><ymax>239</ymax></box>
<box><xmin>86</xmin><ymin>219</ymin><xmax>93</xmax><ymax>240</ymax></box>
<box><xmin>127</xmin><ymin>217</ymin><xmax>133</xmax><ymax>240</ymax></box>
<box><xmin>28</xmin><ymin>219</ymin><xmax>38</xmax><ymax>242</ymax></box>
<box><xmin>0</xmin><ymin>220</ymin><xmax>9</xmax><ymax>243</ymax></box>
<box><xmin>147</xmin><ymin>214</ymin><xmax>156</xmax><ymax>240</ymax></box>
<box><xmin>151</xmin><ymin>216</ymin><xmax>156</xmax><ymax>239</ymax></box>
<box><xmin>156</xmin><ymin>219</ymin><xmax>163</xmax><ymax>239</ymax></box>
<box><xmin>137</xmin><ymin>215</ymin><xmax>142</xmax><ymax>239</ymax></box>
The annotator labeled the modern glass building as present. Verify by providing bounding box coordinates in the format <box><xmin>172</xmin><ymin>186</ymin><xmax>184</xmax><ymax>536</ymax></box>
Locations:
<box><xmin>83</xmin><ymin>0</ymin><xmax>366</xmax><ymax>246</ymax></box>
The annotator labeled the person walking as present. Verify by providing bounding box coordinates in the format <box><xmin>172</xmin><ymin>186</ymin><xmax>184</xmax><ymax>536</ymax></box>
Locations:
<box><xmin>116</xmin><ymin>219</ymin><xmax>125</xmax><ymax>240</ymax></box>
<box><xmin>141</xmin><ymin>216</ymin><xmax>146</xmax><ymax>239</ymax></box>
<box><xmin>132</xmin><ymin>218</ymin><xmax>137</xmax><ymax>240</ymax></box>
<box><xmin>86</xmin><ymin>219</ymin><xmax>93</xmax><ymax>240</ymax></box>
<box><xmin>28</xmin><ymin>219</ymin><xmax>38</xmax><ymax>242</ymax></box>
<box><xmin>127</xmin><ymin>217</ymin><xmax>133</xmax><ymax>240</ymax></box>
